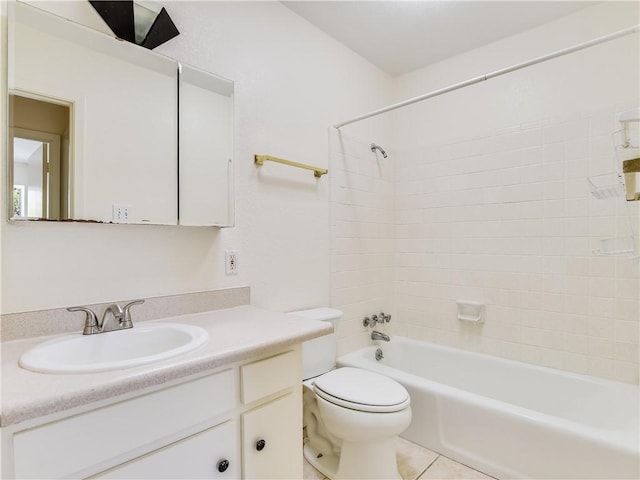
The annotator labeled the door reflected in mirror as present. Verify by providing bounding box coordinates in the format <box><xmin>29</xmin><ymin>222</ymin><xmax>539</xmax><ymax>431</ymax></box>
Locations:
<box><xmin>9</xmin><ymin>94</ymin><xmax>70</xmax><ymax>220</ymax></box>
<box><xmin>13</xmin><ymin>138</ymin><xmax>51</xmax><ymax>219</ymax></box>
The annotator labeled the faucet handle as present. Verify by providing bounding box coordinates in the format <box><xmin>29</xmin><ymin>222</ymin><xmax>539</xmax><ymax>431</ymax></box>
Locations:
<box><xmin>122</xmin><ymin>299</ymin><xmax>145</xmax><ymax>328</ymax></box>
<box><xmin>68</xmin><ymin>306</ymin><xmax>99</xmax><ymax>335</ymax></box>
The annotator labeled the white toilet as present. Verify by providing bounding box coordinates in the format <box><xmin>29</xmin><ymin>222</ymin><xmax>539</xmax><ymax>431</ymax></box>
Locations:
<box><xmin>291</xmin><ymin>308</ymin><xmax>412</xmax><ymax>480</ymax></box>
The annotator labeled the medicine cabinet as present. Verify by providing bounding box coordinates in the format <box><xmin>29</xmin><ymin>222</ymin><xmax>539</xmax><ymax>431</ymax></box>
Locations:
<box><xmin>7</xmin><ymin>1</ymin><xmax>234</xmax><ymax>227</ymax></box>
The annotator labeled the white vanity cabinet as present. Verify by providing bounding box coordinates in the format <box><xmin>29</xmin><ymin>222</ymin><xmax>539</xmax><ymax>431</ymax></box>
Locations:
<box><xmin>1</xmin><ymin>346</ymin><xmax>303</xmax><ymax>480</ymax></box>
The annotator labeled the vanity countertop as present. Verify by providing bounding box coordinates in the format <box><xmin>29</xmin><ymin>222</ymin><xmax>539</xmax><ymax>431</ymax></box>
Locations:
<box><xmin>0</xmin><ymin>305</ymin><xmax>332</xmax><ymax>427</ymax></box>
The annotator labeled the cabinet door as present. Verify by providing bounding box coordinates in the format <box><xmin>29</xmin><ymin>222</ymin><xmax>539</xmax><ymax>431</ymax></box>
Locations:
<box><xmin>13</xmin><ymin>370</ymin><xmax>235</xmax><ymax>479</ymax></box>
<box><xmin>94</xmin><ymin>420</ymin><xmax>239</xmax><ymax>479</ymax></box>
<box><xmin>178</xmin><ymin>64</ymin><xmax>234</xmax><ymax>227</ymax></box>
<box><xmin>242</xmin><ymin>391</ymin><xmax>302</xmax><ymax>480</ymax></box>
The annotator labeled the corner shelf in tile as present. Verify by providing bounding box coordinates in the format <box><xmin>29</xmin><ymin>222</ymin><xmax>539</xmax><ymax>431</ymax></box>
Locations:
<box><xmin>588</xmin><ymin>172</ymin><xmax>625</xmax><ymax>200</ymax></box>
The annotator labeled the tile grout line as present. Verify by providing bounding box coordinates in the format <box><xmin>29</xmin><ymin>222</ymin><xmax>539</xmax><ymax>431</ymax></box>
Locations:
<box><xmin>415</xmin><ymin>453</ymin><xmax>441</xmax><ymax>480</ymax></box>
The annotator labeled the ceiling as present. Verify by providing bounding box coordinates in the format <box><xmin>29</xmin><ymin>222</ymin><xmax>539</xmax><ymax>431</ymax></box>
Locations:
<box><xmin>282</xmin><ymin>1</ymin><xmax>598</xmax><ymax>76</ymax></box>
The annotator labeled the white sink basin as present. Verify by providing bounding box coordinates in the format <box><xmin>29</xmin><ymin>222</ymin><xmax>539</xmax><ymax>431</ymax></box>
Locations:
<box><xmin>19</xmin><ymin>323</ymin><xmax>208</xmax><ymax>374</ymax></box>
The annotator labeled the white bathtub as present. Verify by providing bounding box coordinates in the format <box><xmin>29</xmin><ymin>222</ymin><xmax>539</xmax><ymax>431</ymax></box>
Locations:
<box><xmin>337</xmin><ymin>337</ymin><xmax>639</xmax><ymax>479</ymax></box>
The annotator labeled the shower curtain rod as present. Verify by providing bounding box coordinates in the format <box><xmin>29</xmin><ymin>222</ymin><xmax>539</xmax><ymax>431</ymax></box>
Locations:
<box><xmin>334</xmin><ymin>24</ymin><xmax>640</xmax><ymax>129</ymax></box>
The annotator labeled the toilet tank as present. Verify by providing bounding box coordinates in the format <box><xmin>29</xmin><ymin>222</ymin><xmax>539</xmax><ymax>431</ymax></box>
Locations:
<box><xmin>289</xmin><ymin>308</ymin><xmax>342</xmax><ymax>380</ymax></box>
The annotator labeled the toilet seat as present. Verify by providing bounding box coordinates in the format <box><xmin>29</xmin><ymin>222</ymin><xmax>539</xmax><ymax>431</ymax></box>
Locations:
<box><xmin>313</xmin><ymin>367</ymin><xmax>410</xmax><ymax>413</ymax></box>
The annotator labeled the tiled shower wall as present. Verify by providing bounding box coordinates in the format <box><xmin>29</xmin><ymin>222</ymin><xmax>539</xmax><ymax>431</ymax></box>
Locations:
<box><xmin>330</xmin><ymin>130</ymin><xmax>395</xmax><ymax>356</ymax></box>
<box><xmin>393</xmin><ymin>106</ymin><xmax>639</xmax><ymax>384</ymax></box>
<box><xmin>331</xmin><ymin>106</ymin><xmax>639</xmax><ymax>384</ymax></box>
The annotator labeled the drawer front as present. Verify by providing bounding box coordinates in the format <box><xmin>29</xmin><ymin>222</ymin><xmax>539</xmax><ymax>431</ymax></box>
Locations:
<box><xmin>240</xmin><ymin>349</ymin><xmax>301</xmax><ymax>404</ymax></box>
<box><xmin>242</xmin><ymin>391</ymin><xmax>302</xmax><ymax>479</ymax></box>
<box><xmin>94</xmin><ymin>420</ymin><xmax>239</xmax><ymax>479</ymax></box>
<box><xmin>14</xmin><ymin>369</ymin><xmax>235</xmax><ymax>479</ymax></box>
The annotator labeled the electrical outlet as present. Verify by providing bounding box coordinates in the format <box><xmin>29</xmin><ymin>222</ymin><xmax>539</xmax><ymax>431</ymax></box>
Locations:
<box><xmin>225</xmin><ymin>250</ymin><xmax>239</xmax><ymax>275</ymax></box>
<box><xmin>112</xmin><ymin>204</ymin><xmax>131</xmax><ymax>222</ymax></box>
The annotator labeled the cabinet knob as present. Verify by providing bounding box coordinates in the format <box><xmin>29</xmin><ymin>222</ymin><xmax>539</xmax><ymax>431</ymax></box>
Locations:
<box><xmin>217</xmin><ymin>459</ymin><xmax>230</xmax><ymax>473</ymax></box>
<box><xmin>256</xmin><ymin>439</ymin><xmax>266</xmax><ymax>451</ymax></box>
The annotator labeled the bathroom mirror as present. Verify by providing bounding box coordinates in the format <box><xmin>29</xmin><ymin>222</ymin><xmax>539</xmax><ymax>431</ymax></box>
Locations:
<box><xmin>8</xmin><ymin>1</ymin><xmax>177</xmax><ymax>224</ymax></box>
<box><xmin>7</xmin><ymin>2</ymin><xmax>235</xmax><ymax>226</ymax></box>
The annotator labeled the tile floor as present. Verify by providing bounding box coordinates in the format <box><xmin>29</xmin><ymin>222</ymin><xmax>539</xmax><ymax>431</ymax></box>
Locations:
<box><xmin>303</xmin><ymin>437</ymin><xmax>496</xmax><ymax>480</ymax></box>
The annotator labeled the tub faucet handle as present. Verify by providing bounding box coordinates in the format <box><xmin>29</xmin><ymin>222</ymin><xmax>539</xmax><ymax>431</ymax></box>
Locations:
<box><xmin>380</xmin><ymin>312</ymin><xmax>392</xmax><ymax>323</ymax></box>
<box><xmin>375</xmin><ymin>348</ymin><xmax>384</xmax><ymax>361</ymax></box>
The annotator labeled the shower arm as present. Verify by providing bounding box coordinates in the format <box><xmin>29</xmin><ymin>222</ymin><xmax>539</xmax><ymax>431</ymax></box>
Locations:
<box><xmin>370</xmin><ymin>143</ymin><xmax>388</xmax><ymax>158</ymax></box>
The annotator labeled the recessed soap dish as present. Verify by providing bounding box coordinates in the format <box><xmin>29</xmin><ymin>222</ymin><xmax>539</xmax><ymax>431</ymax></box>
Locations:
<box><xmin>456</xmin><ymin>301</ymin><xmax>485</xmax><ymax>323</ymax></box>
<box><xmin>593</xmin><ymin>236</ymin><xmax>638</xmax><ymax>257</ymax></box>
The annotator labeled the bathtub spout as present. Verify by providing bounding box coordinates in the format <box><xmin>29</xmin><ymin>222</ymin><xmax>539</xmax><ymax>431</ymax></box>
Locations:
<box><xmin>371</xmin><ymin>330</ymin><xmax>390</xmax><ymax>342</ymax></box>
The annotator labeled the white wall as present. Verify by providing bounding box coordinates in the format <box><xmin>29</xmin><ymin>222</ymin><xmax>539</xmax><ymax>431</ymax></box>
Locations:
<box><xmin>331</xmin><ymin>2</ymin><xmax>639</xmax><ymax>383</ymax></box>
<box><xmin>3</xmin><ymin>1</ymin><xmax>637</xmax><ymax>383</ymax></box>
<box><xmin>391</xmin><ymin>2</ymin><xmax>639</xmax><ymax>147</ymax></box>
<box><xmin>0</xmin><ymin>1</ymin><xmax>393</xmax><ymax>314</ymax></box>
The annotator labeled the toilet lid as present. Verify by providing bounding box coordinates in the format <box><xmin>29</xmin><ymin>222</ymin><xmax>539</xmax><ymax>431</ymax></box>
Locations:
<box><xmin>313</xmin><ymin>367</ymin><xmax>410</xmax><ymax>413</ymax></box>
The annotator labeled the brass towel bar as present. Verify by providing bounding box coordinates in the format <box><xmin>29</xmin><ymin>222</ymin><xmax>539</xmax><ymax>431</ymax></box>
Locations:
<box><xmin>254</xmin><ymin>154</ymin><xmax>328</xmax><ymax>178</ymax></box>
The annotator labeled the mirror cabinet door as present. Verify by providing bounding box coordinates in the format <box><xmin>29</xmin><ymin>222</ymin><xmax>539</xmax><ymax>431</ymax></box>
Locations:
<box><xmin>8</xmin><ymin>2</ymin><xmax>234</xmax><ymax>227</ymax></box>
<box><xmin>178</xmin><ymin>65</ymin><xmax>234</xmax><ymax>227</ymax></box>
<box><xmin>8</xmin><ymin>2</ymin><xmax>178</xmax><ymax>225</ymax></box>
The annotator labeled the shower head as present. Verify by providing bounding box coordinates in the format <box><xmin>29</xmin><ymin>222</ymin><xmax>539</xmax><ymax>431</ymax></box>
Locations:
<box><xmin>370</xmin><ymin>143</ymin><xmax>388</xmax><ymax>158</ymax></box>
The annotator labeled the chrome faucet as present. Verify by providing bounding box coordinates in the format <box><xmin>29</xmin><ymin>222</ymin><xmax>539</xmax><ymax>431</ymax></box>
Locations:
<box><xmin>101</xmin><ymin>303</ymin><xmax>125</xmax><ymax>331</ymax></box>
<box><xmin>371</xmin><ymin>330</ymin><xmax>390</xmax><ymax>342</ymax></box>
<box><xmin>67</xmin><ymin>299</ymin><xmax>145</xmax><ymax>335</ymax></box>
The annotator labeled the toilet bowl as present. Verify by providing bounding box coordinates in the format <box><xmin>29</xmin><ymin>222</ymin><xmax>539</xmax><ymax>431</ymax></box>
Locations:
<box><xmin>291</xmin><ymin>308</ymin><xmax>412</xmax><ymax>480</ymax></box>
